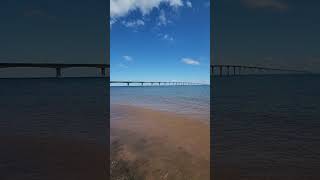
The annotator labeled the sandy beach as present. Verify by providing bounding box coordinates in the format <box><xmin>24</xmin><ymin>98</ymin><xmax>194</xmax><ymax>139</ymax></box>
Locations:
<box><xmin>111</xmin><ymin>104</ymin><xmax>210</xmax><ymax>180</ymax></box>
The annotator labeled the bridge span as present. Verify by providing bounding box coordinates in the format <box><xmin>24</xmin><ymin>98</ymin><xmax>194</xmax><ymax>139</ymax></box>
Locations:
<box><xmin>211</xmin><ymin>65</ymin><xmax>309</xmax><ymax>76</ymax></box>
<box><xmin>0</xmin><ymin>63</ymin><xmax>310</xmax><ymax>78</ymax></box>
<box><xmin>111</xmin><ymin>81</ymin><xmax>205</xmax><ymax>86</ymax></box>
<box><xmin>0</xmin><ymin>63</ymin><xmax>109</xmax><ymax>77</ymax></box>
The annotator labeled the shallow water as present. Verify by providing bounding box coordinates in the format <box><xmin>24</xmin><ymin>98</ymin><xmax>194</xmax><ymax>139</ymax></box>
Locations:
<box><xmin>111</xmin><ymin>85</ymin><xmax>210</xmax><ymax>120</ymax></box>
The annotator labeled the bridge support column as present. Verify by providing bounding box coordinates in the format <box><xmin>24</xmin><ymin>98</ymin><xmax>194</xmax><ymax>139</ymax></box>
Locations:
<box><xmin>127</xmin><ymin>82</ymin><xmax>130</xmax><ymax>86</ymax></box>
<box><xmin>238</xmin><ymin>67</ymin><xmax>241</xmax><ymax>76</ymax></box>
<box><xmin>227</xmin><ymin>66</ymin><xmax>230</xmax><ymax>76</ymax></box>
<box><xmin>100</xmin><ymin>67</ymin><xmax>106</xmax><ymax>77</ymax></box>
<box><xmin>219</xmin><ymin>66</ymin><xmax>223</xmax><ymax>77</ymax></box>
<box><xmin>56</xmin><ymin>67</ymin><xmax>62</xmax><ymax>78</ymax></box>
<box><xmin>159</xmin><ymin>82</ymin><xmax>161</xmax><ymax>86</ymax></box>
<box><xmin>141</xmin><ymin>82</ymin><xmax>144</xmax><ymax>86</ymax></box>
<box><xmin>233</xmin><ymin>66</ymin><xmax>236</xmax><ymax>76</ymax></box>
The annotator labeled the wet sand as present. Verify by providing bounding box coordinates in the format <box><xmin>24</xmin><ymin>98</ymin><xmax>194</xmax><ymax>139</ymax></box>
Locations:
<box><xmin>0</xmin><ymin>135</ymin><xmax>107</xmax><ymax>180</ymax></box>
<box><xmin>111</xmin><ymin>104</ymin><xmax>210</xmax><ymax>180</ymax></box>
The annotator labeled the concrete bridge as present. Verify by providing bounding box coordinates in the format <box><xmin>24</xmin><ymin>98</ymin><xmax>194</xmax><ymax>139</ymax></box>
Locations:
<box><xmin>0</xmin><ymin>63</ymin><xmax>309</xmax><ymax>78</ymax></box>
<box><xmin>210</xmin><ymin>65</ymin><xmax>310</xmax><ymax>77</ymax></box>
<box><xmin>0</xmin><ymin>63</ymin><xmax>109</xmax><ymax>77</ymax></box>
<box><xmin>111</xmin><ymin>81</ymin><xmax>204</xmax><ymax>86</ymax></box>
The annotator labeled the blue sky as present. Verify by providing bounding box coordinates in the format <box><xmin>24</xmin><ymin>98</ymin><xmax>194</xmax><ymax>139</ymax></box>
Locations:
<box><xmin>110</xmin><ymin>0</ymin><xmax>210</xmax><ymax>83</ymax></box>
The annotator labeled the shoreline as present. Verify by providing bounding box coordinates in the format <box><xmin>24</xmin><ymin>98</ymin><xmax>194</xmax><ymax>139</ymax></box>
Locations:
<box><xmin>111</xmin><ymin>104</ymin><xmax>210</xmax><ymax>180</ymax></box>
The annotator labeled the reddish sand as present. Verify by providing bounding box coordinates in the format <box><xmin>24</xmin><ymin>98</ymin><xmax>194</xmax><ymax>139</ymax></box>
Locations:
<box><xmin>111</xmin><ymin>104</ymin><xmax>210</xmax><ymax>180</ymax></box>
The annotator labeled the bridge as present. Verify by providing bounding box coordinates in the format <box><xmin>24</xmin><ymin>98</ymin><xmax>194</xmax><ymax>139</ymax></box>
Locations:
<box><xmin>0</xmin><ymin>63</ymin><xmax>310</xmax><ymax>78</ymax></box>
<box><xmin>210</xmin><ymin>65</ymin><xmax>310</xmax><ymax>77</ymax></box>
<box><xmin>110</xmin><ymin>81</ymin><xmax>204</xmax><ymax>86</ymax></box>
<box><xmin>0</xmin><ymin>63</ymin><xmax>109</xmax><ymax>77</ymax></box>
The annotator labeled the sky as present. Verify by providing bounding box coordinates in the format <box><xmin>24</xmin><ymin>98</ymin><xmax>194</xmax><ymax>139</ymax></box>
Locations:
<box><xmin>0</xmin><ymin>0</ymin><xmax>107</xmax><ymax>77</ymax></box>
<box><xmin>110</xmin><ymin>0</ymin><xmax>210</xmax><ymax>83</ymax></box>
<box><xmin>213</xmin><ymin>0</ymin><xmax>320</xmax><ymax>73</ymax></box>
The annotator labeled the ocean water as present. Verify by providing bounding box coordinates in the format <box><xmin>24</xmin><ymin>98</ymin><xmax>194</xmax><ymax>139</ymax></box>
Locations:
<box><xmin>0</xmin><ymin>78</ymin><xmax>109</xmax><ymax>141</ymax></box>
<box><xmin>212</xmin><ymin>75</ymin><xmax>320</xmax><ymax>179</ymax></box>
<box><xmin>0</xmin><ymin>78</ymin><xmax>109</xmax><ymax>179</ymax></box>
<box><xmin>111</xmin><ymin>85</ymin><xmax>210</xmax><ymax>120</ymax></box>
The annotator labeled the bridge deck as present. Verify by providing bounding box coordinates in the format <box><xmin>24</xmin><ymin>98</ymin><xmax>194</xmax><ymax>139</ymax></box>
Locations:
<box><xmin>0</xmin><ymin>63</ymin><xmax>310</xmax><ymax>78</ymax></box>
<box><xmin>0</xmin><ymin>63</ymin><xmax>109</xmax><ymax>68</ymax></box>
<box><xmin>210</xmin><ymin>65</ymin><xmax>310</xmax><ymax>76</ymax></box>
<box><xmin>111</xmin><ymin>81</ymin><xmax>204</xmax><ymax>86</ymax></box>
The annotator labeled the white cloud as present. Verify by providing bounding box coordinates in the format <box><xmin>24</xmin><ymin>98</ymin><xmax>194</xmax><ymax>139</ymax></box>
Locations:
<box><xmin>163</xmin><ymin>34</ymin><xmax>174</xmax><ymax>41</ymax></box>
<box><xmin>123</xmin><ymin>55</ymin><xmax>133</xmax><ymax>61</ymax></box>
<box><xmin>122</xmin><ymin>19</ymin><xmax>145</xmax><ymax>27</ymax></box>
<box><xmin>110</xmin><ymin>0</ymin><xmax>183</xmax><ymax>19</ymax></box>
<box><xmin>186</xmin><ymin>1</ymin><xmax>192</xmax><ymax>8</ymax></box>
<box><xmin>181</xmin><ymin>58</ymin><xmax>200</xmax><ymax>65</ymax></box>
<box><xmin>158</xmin><ymin>10</ymin><xmax>169</xmax><ymax>26</ymax></box>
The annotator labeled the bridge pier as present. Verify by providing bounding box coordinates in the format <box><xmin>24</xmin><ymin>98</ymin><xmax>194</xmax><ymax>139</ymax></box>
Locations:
<box><xmin>56</xmin><ymin>67</ymin><xmax>62</xmax><ymax>78</ymax></box>
<box><xmin>227</xmin><ymin>66</ymin><xmax>230</xmax><ymax>76</ymax></box>
<box><xmin>141</xmin><ymin>82</ymin><xmax>144</xmax><ymax>86</ymax></box>
<box><xmin>219</xmin><ymin>66</ymin><xmax>223</xmax><ymax>77</ymax></box>
<box><xmin>100</xmin><ymin>67</ymin><xmax>106</xmax><ymax>77</ymax></box>
<box><xmin>233</xmin><ymin>66</ymin><xmax>236</xmax><ymax>76</ymax></box>
<box><xmin>127</xmin><ymin>82</ymin><xmax>130</xmax><ymax>86</ymax></box>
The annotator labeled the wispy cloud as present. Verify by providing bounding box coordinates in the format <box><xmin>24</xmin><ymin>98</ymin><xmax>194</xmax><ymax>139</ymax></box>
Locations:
<box><xmin>110</xmin><ymin>0</ymin><xmax>183</xmax><ymax>19</ymax></box>
<box><xmin>163</xmin><ymin>34</ymin><xmax>174</xmax><ymax>41</ymax></box>
<box><xmin>122</xmin><ymin>19</ymin><xmax>145</xmax><ymax>27</ymax></box>
<box><xmin>186</xmin><ymin>1</ymin><xmax>192</xmax><ymax>8</ymax></box>
<box><xmin>119</xmin><ymin>63</ymin><xmax>128</xmax><ymax>68</ymax></box>
<box><xmin>158</xmin><ymin>33</ymin><xmax>174</xmax><ymax>41</ymax></box>
<box><xmin>123</xmin><ymin>55</ymin><xmax>133</xmax><ymax>61</ymax></box>
<box><xmin>181</xmin><ymin>58</ymin><xmax>200</xmax><ymax>65</ymax></box>
<box><xmin>242</xmin><ymin>0</ymin><xmax>289</xmax><ymax>11</ymax></box>
<box><xmin>158</xmin><ymin>10</ymin><xmax>170</xmax><ymax>26</ymax></box>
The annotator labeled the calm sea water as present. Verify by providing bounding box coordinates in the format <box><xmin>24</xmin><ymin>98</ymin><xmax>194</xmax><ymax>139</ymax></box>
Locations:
<box><xmin>212</xmin><ymin>75</ymin><xmax>320</xmax><ymax>179</ymax></box>
<box><xmin>0</xmin><ymin>78</ymin><xmax>108</xmax><ymax>142</ymax></box>
<box><xmin>111</xmin><ymin>85</ymin><xmax>210</xmax><ymax>120</ymax></box>
<box><xmin>0</xmin><ymin>78</ymin><xmax>109</xmax><ymax>179</ymax></box>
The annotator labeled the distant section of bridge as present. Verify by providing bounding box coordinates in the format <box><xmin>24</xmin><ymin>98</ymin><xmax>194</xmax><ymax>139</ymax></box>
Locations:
<box><xmin>111</xmin><ymin>81</ymin><xmax>205</xmax><ymax>86</ymax></box>
<box><xmin>0</xmin><ymin>63</ymin><xmax>109</xmax><ymax>77</ymax></box>
<box><xmin>210</xmin><ymin>65</ymin><xmax>310</xmax><ymax>77</ymax></box>
<box><xmin>0</xmin><ymin>63</ymin><xmax>310</xmax><ymax>78</ymax></box>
